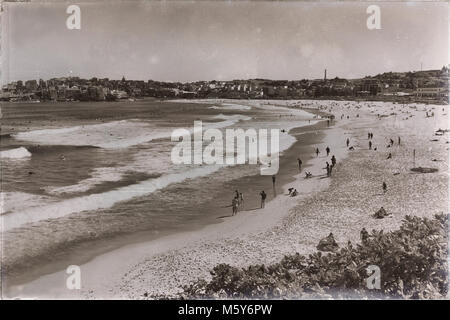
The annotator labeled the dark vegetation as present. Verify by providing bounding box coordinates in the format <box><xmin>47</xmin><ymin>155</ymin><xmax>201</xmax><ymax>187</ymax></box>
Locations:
<box><xmin>175</xmin><ymin>214</ymin><xmax>448</xmax><ymax>299</ymax></box>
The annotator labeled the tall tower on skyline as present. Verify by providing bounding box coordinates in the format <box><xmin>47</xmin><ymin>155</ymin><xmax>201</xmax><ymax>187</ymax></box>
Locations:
<box><xmin>324</xmin><ymin>69</ymin><xmax>327</xmax><ymax>81</ymax></box>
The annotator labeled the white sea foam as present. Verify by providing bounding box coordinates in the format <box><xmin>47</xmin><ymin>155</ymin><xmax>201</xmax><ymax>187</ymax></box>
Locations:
<box><xmin>3</xmin><ymin>102</ymin><xmax>317</xmax><ymax>230</ymax></box>
<box><xmin>14</xmin><ymin>120</ymin><xmax>172</xmax><ymax>149</ymax></box>
<box><xmin>40</xmin><ymin>115</ymin><xmax>252</xmax><ymax>196</ymax></box>
<box><xmin>252</xmin><ymin>103</ymin><xmax>317</xmax><ymax>118</ymax></box>
<box><xmin>14</xmin><ymin>117</ymin><xmax>251</xmax><ymax>149</ymax></box>
<box><xmin>0</xmin><ymin>147</ymin><xmax>32</xmax><ymax>159</ymax></box>
<box><xmin>45</xmin><ymin>167</ymin><xmax>124</xmax><ymax>195</ymax></box>
<box><xmin>44</xmin><ymin>147</ymin><xmax>174</xmax><ymax>196</ymax></box>
<box><xmin>3</xmin><ymin>117</ymin><xmax>317</xmax><ymax>230</ymax></box>
<box><xmin>0</xmin><ymin>192</ymin><xmax>53</xmax><ymax>215</ymax></box>
<box><xmin>222</xmin><ymin>103</ymin><xmax>252</xmax><ymax>110</ymax></box>
<box><xmin>174</xmin><ymin>99</ymin><xmax>252</xmax><ymax>111</ymax></box>
<box><xmin>208</xmin><ymin>103</ymin><xmax>251</xmax><ymax>111</ymax></box>
<box><xmin>2</xmin><ymin>165</ymin><xmax>224</xmax><ymax>231</ymax></box>
<box><xmin>210</xmin><ymin>114</ymin><xmax>252</xmax><ymax>122</ymax></box>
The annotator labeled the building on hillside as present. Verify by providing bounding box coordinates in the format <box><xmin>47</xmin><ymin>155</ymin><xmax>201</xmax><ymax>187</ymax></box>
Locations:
<box><xmin>415</xmin><ymin>87</ymin><xmax>448</xmax><ymax>98</ymax></box>
<box><xmin>262</xmin><ymin>86</ymin><xmax>275</xmax><ymax>97</ymax></box>
<box><xmin>25</xmin><ymin>80</ymin><xmax>38</xmax><ymax>91</ymax></box>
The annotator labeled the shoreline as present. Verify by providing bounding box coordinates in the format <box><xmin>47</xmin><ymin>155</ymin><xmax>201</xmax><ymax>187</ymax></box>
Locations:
<box><xmin>4</xmin><ymin>100</ymin><xmax>448</xmax><ymax>299</ymax></box>
<box><xmin>2</xmin><ymin>102</ymin><xmax>325</xmax><ymax>295</ymax></box>
<box><xmin>4</xmin><ymin>105</ymin><xmax>342</xmax><ymax>299</ymax></box>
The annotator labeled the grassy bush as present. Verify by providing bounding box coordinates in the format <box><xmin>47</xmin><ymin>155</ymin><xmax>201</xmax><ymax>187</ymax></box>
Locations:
<box><xmin>179</xmin><ymin>214</ymin><xmax>448</xmax><ymax>299</ymax></box>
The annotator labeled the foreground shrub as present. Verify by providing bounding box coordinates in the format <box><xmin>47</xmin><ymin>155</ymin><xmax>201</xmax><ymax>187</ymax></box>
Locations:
<box><xmin>179</xmin><ymin>214</ymin><xmax>448</xmax><ymax>299</ymax></box>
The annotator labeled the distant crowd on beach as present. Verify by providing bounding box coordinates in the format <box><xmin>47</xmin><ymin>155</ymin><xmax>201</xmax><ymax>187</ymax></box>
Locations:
<box><xmin>227</xmin><ymin>102</ymin><xmax>441</xmax><ymax>217</ymax></box>
<box><xmin>227</xmin><ymin>115</ymin><xmax>344</xmax><ymax>216</ymax></box>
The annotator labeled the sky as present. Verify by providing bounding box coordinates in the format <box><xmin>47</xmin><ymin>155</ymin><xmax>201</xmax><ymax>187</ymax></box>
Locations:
<box><xmin>2</xmin><ymin>1</ymin><xmax>449</xmax><ymax>84</ymax></box>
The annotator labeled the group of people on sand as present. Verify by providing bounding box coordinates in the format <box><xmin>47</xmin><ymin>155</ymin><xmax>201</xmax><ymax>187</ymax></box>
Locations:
<box><xmin>308</xmin><ymin>145</ymin><xmax>339</xmax><ymax>178</ymax></box>
<box><xmin>297</xmin><ymin>157</ymin><xmax>311</xmax><ymax>178</ymax></box>
<box><xmin>368</xmin><ymin>131</ymin><xmax>402</xmax><ymax>160</ymax></box>
<box><xmin>288</xmin><ymin>187</ymin><xmax>298</xmax><ymax>197</ymax></box>
<box><xmin>229</xmin><ymin>112</ymin><xmax>403</xmax><ymax>217</ymax></box>
<box><xmin>230</xmin><ymin>169</ymin><xmax>297</xmax><ymax>215</ymax></box>
<box><xmin>386</xmin><ymin>137</ymin><xmax>401</xmax><ymax>148</ymax></box>
<box><xmin>231</xmin><ymin>188</ymin><xmax>267</xmax><ymax>215</ymax></box>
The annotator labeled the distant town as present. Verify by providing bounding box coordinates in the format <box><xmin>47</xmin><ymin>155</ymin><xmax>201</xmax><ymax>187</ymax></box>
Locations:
<box><xmin>1</xmin><ymin>67</ymin><xmax>448</xmax><ymax>104</ymax></box>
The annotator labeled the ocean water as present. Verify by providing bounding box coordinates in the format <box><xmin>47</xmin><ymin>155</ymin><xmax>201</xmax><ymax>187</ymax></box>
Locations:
<box><xmin>0</xmin><ymin>99</ymin><xmax>317</xmax><ymax>280</ymax></box>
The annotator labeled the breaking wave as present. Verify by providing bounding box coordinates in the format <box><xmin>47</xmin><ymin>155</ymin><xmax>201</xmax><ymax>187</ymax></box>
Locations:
<box><xmin>2</xmin><ymin>165</ymin><xmax>224</xmax><ymax>231</ymax></box>
<box><xmin>0</xmin><ymin>147</ymin><xmax>32</xmax><ymax>159</ymax></box>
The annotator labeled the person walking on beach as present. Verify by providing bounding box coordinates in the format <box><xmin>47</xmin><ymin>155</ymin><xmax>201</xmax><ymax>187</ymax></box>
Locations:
<box><xmin>398</xmin><ymin>136</ymin><xmax>401</xmax><ymax>145</ymax></box>
<box><xmin>382</xmin><ymin>182</ymin><xmax>387</xmax><ymax>194</ymax></box>
<box><xmin>346</xmin><ymin>138</ymin><xmax>350</xmax><ymax>147</ymax></box>
<box><xmin>331</xmin><ymin>155</ymin><xmax>336</xmax><ymax>166</ymax></box>
<box><xmin>239</xmin><ymin>193</ymin><xmax>244</xmax><ymax>211</ymax></box>
<box><xmin>297</xmin><ymin>158</ymin><xmax>302</xmax><ymax>172</ymax></box>
<box><xmin>326</xmin><ymin>146</ymin><xmax>330</xmax><ymax>157</ymax></box>
<box><xmin>326</xmin><ymin>162</ymin><xmax>330</xmax><ymax>177</ymax></box>
<box><xmin>260</xmin><ymin>190</ymin><xmax>267</xmax><ymax>209</ymax></box>
<box><xmin>390</xmin><ymin>138</ymin><xmax>394</xmax><ymax>147</ymax></box>
<box><xmin>232</xmin><ymin>197</ymin><xmax>238</xmax><ymax>216</ymax></box>
<box><xmin>315</xmin><ymin>148</ymin><xmax>320</xmax><ymax>157</ymax></box>
<box><xmin>369</xmin><ymin>140</ymin><xmax>372</xmax><ymax>150</ymax></box>
<box><xmin>272</xmin><ymin>175</ymin><xmax>277</xmax><ymax>196</ymax></box>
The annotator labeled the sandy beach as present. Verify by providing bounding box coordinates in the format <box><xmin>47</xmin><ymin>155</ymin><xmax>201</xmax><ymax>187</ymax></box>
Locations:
<box><xmin>5</xmin><ymin>99</ymin><xmax>448</xmax><ymax>300</ymax></box>
<box><xmin>2</xmin><ymin>0</ymin><xmax>449</xmax><ymax>305</ymax></box>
